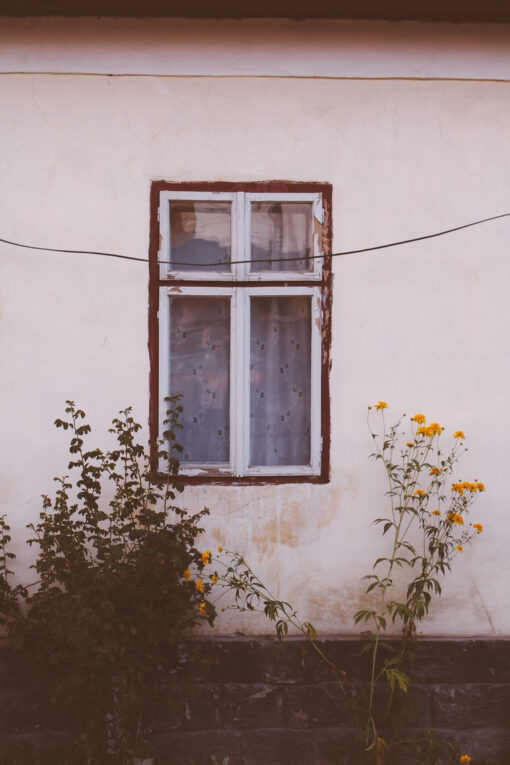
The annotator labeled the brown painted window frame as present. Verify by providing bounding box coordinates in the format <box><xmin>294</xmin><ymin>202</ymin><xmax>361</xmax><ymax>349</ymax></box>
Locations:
<box><xmin>149</xmin><ymin>180</ymin><xmax>332</xmax><ymax>485</ymax></box>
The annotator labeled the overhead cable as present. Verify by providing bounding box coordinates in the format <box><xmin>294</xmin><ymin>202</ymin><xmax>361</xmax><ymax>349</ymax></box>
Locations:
<box><xmin>1</xmin><ymin>212</ymin><xmax>509</xmax><ymax>267</ymax></box>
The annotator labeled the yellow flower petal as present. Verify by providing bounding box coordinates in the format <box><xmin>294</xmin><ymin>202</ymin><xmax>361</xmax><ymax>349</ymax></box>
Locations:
<box><xmin>202</xmin><ymin>550</ymin><xmax>211</xmax><ymax>566</ymax></box>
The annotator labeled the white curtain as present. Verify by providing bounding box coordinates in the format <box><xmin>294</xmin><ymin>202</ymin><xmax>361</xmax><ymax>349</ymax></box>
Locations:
<box><xmin>249</xmin><ymin>296</ymin><xmax>311</xmax><ymax>466</ymax></box>
<box><xmin>170</xmin><ymin>297</ymin><xmax>230</xmax><ymax>463</ymax></box>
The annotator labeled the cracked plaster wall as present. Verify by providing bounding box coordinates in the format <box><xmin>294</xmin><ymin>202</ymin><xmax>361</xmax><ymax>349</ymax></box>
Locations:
<box><xmin>0</xmin><ymin>22</ymin><xmax>509</xmax><ymax>637</ymax></box>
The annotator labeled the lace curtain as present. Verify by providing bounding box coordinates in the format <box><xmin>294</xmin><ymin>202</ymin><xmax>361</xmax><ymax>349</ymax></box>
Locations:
<box><xmin>170</xmin><ymin>297</ymin><xmax>230</xmax><ymax>463</ymax></box>
<box><xmin>250</xmin><ymin>296</ymin><xmax>311</xmax><ymax>466</ymax></box>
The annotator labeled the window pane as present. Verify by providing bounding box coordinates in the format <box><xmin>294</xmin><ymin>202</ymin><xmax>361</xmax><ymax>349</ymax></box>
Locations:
<box><xmin>250</xmin><ymin>296</ymin><xmax>311</xmax><ymax>466</ymax></box>
<box><xmin>169</xmin><ymin>201</ymin><xmax>231</xmax><ymax>272</ymax></box>
<box><xmin>170</xmin><ymin>297</ymin><xmax>230</xmax><ymax>463</ymax></box>
<box><xmin>250</xmin><ymin>202</ymin><xmax>313</xmax><ymax>272</ymax></box>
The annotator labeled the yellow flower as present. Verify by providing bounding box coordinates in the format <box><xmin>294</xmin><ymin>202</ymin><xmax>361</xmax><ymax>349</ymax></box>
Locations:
<box><xmin>432</xmin><ymin>510</ymin><xmax>441</xmax><ymax>516</ymax></box>
<box><xmin>199</xmin><ymin>602</ymin><xmax>207</xmax><ymax>616</ymax></box>
<box><xmin>447</xmin><ymin>513</ymin><xmax>464</xmax><ymax>526</ymax></box>
<box><xmin>454</xmin><ymin>431</ymin><xmax>465</xmax><ymax>440</ymax></box>
<box><xmin>183</xmin><ymin>568</ymin><xmax>190</xmax><ymax>582</ymax></box>
<box><xmin>459</xmin><ymin>755</ymin><xmax>471</xmax><ymax>764</ymax></box>
<box><xmin>196</xmin><ymin>579</ymin><xmax>204</xmax><ymax>594</ymax></box>
<box><xmin>430</xmin><ymin>468</ymin><xmax>441</xmax><ymax>476</ymax></box>
<box><xmin>406</xmin><ymin>442</ymin><xmax>414</xmax><ymax>448</ymax></box>
<box><xmin>411</xmin><ymin>414</ymin><xmax>426</xmax><ymax>424</ymax></box>
<box><xmin>211</xmin><ymin>574</ymin><xmax>218</xmax><ymax>584</ymax></box>
<box><xmin>451</xmin><ymin>483</ymin><xmax>464</xmax><ymax>495</ymax></box>
<box><xmin>414</xmin><ymin>490</ymin><xmax>426</xmax><ymax>498</ymax></box>
<box><xmin>417</xmin><ymin>424</ymin><xmax>442</xmax><ymax>438</ymax></box>
<box><xmin>456</xmin><ymin>545</ymin><xmax>463</xmax><ymax>553</ymax></box>
<box><xmin>202</xmin><ymin>550</ymin><xmax>212</xmax><ymax>566</ymax></box>
<box><xmin>217</xmin><ymin>545</ymin><xmax>223</xmax><ymax>553</ymax></box>
<box><xmin>375</xmin><ymin>401</ymin><xmax>388</xmax><ymax>410</ymax></box>
<box><xmin>477</xmin><ymin>482</ymin><xmax>485</xmax><ymax>492</ymax></box>
<box><xmin>473</xmin><ymin>523</ymin><xmax>483</xmax><ymax>534</ymax></box>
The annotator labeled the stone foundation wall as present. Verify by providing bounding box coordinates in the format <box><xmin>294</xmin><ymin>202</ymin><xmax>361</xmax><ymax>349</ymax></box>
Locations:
<box><xmin>1</xmin><ymin>639</ymin><xmax>509</xmax><ymax>764</ymax></box>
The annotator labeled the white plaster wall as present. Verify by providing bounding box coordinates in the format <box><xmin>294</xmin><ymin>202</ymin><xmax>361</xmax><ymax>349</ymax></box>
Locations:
<box><xmin>1</xmin><ymin>17</ymin><xmax>510</xmax><ymax>80</ymax></box>
<box><xmin>1</xmin><ymin>23</ymin><xmax>509</xmax><ymax>637</ymax></box>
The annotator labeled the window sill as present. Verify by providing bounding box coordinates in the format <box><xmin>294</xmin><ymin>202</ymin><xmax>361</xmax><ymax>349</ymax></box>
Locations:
<box><xmin>162</xmin><ymin>471</ymin><xmax>330</xmax><ymax>486</ymax></box>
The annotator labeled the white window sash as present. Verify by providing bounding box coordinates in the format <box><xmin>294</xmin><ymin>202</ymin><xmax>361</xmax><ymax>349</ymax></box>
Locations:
<box><xmin>157</xmin><ymin>188</ymin><xmax>325</xmax><ymax>478</ymax></box>
<box><xmin>158</xmin><ymin>286</ymin><xmax>236</xmax><ymax>475</ymax></box>
<box><xmin>244</xmin><ymin>192</ymin><xmax>323</xmax><ymax>282</ymax></box>
<box><xmin>159</xmin><ymin>191</ymin><xmax>240</xmax><ymax>282</ymax></box>
<box><xmin>242</xmin><ymin>286</ymin><xmax>322</xmax><ymax>477</ymax></box>
<box><xmin>159</xmin><ymin>190</ymin><xmax>323</xmax><ymax>283</ymax></box>
<box><xmin>159</xmin><ymin>284</ymin><xmax>322</xmax><ymax>477</ymax></box>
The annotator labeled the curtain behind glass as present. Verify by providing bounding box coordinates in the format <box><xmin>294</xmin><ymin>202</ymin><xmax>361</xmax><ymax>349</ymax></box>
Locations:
<box><xmin>170</xmin><ymin>297</ymin><xmax>230</xmax><ymax>463</ymax></box>
<box><xmin>250</xmin><ymin>296</ymin><xmax>311</xmax><ymax>466</ymax></box>
<box><xmin>250</xmin><ymin>202</ymin><xmax>313</xmax><ymax>272</ymax></box>
<box><xmin>169</xmin><ymin>201</ymin><xmax>231</xmax><ymax>272</ymax></box>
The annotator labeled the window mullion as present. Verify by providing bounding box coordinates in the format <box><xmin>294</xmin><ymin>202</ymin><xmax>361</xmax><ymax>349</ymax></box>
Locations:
<box><xmin>232</xmin><ymin>288</ymin><xmax>246</xmax><ymax>477</ymax></box>
<box><xmin>233</xmin><ymin>192</ymin><xmax>247</xmax><ymax>476</ymax></box>
<box><xmin>310</xmin><ymin>288</ymin><xmax>322</xmax><ymax>473</ymax></box>
<box><xmin>236</xmin><ymin>191</ymin><xmax>246</xmax><ymax>281</ymax></box>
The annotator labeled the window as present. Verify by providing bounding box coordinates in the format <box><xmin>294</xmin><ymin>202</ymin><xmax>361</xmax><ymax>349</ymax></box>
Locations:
<box><xmin>149</xmin><ymin>182</ymin><xmax>331</xmax><ymax>483</ymax></box>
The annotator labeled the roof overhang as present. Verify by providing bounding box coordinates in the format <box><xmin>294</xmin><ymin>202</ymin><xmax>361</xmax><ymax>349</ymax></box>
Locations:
<box><xmin>1</xmin><ymin>0</ymin><xmax>510</xmax><ymax>21</ymax></box>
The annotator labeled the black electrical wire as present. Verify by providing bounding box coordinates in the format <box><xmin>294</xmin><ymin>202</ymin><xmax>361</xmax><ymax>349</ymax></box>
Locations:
<box><xmin>1</xmin><ymin>212</ymin><xmax>509</xmax><ymax>267</ymax></box>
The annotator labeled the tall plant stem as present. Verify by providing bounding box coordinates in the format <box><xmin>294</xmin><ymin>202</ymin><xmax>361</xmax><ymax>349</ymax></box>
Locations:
<box><xmin>366</xmin><ymin>516</ymin><xmax>402</xmax><ymax>741</ymax></box>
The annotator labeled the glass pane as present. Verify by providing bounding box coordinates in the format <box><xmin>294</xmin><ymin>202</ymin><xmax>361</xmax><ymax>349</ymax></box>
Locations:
<box><xmin>250</xmin><ymin>202</ymin><xmax>313</xmax><ymax>272</ymax></box>
<box><xmin>170</xmin><ymin>297</ymin><xmax>230</xmax><ymax>463</ymax></box>
<box><xmin>169</xmin><ymin>201</ymin><xmax>231</xmax><ymax>272</ymax></box>
<box><xmin>250</xmin><ymin>296</ymin><xmax>311</xmax><ymax>466</ymax></box>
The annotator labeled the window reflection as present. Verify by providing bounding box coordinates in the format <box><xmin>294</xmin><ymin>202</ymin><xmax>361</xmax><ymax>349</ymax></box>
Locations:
<box><xmin>251</xmin><ymin>202</ymin><xmax>313</xmax><ymax>272</ymax></box>
<box><xmin>169</xmin><ymin>201</ymin><xmax>231</xmax><ymax>272</ymax></box>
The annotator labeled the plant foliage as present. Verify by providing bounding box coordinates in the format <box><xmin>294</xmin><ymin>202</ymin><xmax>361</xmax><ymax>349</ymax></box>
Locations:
<box><xmin>0</xmin><ymin>400</ymin><xmax>215</xmax><ymax>764</ymax></box>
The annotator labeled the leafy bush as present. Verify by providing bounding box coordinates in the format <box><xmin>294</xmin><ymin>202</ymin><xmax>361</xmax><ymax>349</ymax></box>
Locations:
<box><xmin>0</xmin><ymin>400</ymin><xmax>215</xmax><ymax>764</ymax></box>
<box><xmin>218</xmin><ymin>403</ymin><xmax>485</xmax><ymax>764</ymax></box>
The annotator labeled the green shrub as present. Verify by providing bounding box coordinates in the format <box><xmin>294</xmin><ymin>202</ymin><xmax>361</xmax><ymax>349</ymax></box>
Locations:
<box><xmin>0</xmin><ymin>400</ymin><xmax>215</xmax><ymax>764</ymax></box>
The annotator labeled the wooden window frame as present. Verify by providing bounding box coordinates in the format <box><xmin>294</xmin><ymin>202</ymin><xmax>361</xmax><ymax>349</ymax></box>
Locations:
<box><xmin>149</xmin><ymin>181</ymin><xmax>332</xmax><ymax>485</ymax></box>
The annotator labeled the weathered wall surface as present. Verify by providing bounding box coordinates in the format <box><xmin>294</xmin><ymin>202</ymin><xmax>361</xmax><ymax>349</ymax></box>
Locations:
<box><xmin>1</xmin><ymin>638</ymin><xmax>510</xmax><ymax>764</ymax></box>
<box><xmin>1</xmin><ymin>19</ymin><xmax>510</xmax><ymax>637</ymax></box>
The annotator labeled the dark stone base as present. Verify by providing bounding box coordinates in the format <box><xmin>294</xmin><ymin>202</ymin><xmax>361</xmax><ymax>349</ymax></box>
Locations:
<box><xmin>1</xmin><ymin>638</ymin><xmax>509</xmax><ymax>764</ymax></box>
